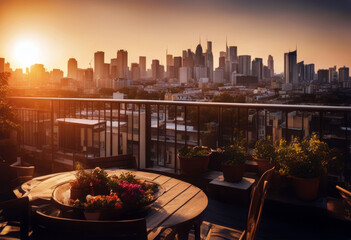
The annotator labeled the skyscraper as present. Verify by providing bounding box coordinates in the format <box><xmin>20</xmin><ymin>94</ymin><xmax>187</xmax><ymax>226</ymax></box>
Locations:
<box><xmin>284</xmin><ymin>50</ymin><xmax>298</xmax><ymax>86</ymax></box>
<box><xmin>304</xmin><ymin>64</ymin><xmax>315</xmax><ymax>81</ymax></box>
<box><xmin>173</xmin><ymin>56</ymin><xmax>182</xmax><ymax>80</ymax></box>
<box><xmin>268</xmin><ymin>55</ymin><xmax>274</xmax><ymax>76</ymax></box>
<box><xmin>0</xmin><ymin>58</ymin><xmax>4</xmax><ymax>73</ymax></box>
<box><xmin>206</xmin><ymin>41</ymin><xmax>213</xmax><ymax>82</ymax></box>
<box><xmin>195</xmin><ymin>44</ymin><xmax>204</xmax><ymax>67</ymax></box>
<box><xmin>94</xmin><ymin>51</ymin><xmax>105</xmax><ymax>87</ymax></box>
<box><xmin>297</xmin><ymin>61</ymin><xmax>304</xmax><ymax>82</ymax></box>
<box><xmin>67</xmin><ymin>58</ymin><xmax>78</xmax><ymax>79</ymax></box>
<box><xmin>239</xmin><ymin>55</ymin><xmax>251</xmax><ymax>75</ymax></box>
<box><xmin>139</xmin><ymin>56</ymin><xmax>146</xmax><ymax>79</ymax></box>
<box><xmin>219</xmin><ymin>56</ymin><xmax>226</xmax><ymax>69</ymax></box>
<box><xmin>339</xmin><ymin>66</ymin><xmax>350</xmax><ymax>83</ymax></box>
<box><xmin>329</xmin><ymin>66</ymin><xmax>337</xmax><ymax>83</ymax></box>
<box><xmin>252</xmin><ymin>58</ymin><xmax>263</xmax><ymax>81</ymax></box>
<box><xmin>151</xmin><ymin>59</ymin><xmax>160</xmax><ymax>80</ymax></box>
<box><xmin>117</xmin><ymin>50</ymin><xmax>128</xmax><ymax>79</ymax></box>
<box><xmin>228</xmin><ymin>46</ymin><xmax>237</xmax><ymax>61</ymax></box>
<box><xmin>131</xmin><ymin>63</ymin><xmax>140</xmax><ymax>81</ymax></box>
<box><xmin>84</xmin><ymin>68</ymin><xmax>94</xmax><ymax>88</ymax></box>
<box><xmin>110</xmin><ymin>58</ymin><xmax>118</xmax><ymax>79</ymax></box>
<box><xmin>166</xmin><ymin>54</ymin><xmax>174</xmax><ymax>67</ymax></box>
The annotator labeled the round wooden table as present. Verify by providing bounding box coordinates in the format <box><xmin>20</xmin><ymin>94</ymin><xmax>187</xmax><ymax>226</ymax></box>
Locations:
<box><xmin>14</xmin><ymin>169</ymin><xmax>208</xmax><ymax>239</ymax></box>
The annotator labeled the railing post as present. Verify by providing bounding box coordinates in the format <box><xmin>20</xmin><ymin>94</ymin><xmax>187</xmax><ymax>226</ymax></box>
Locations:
<box><xmin>145</xmin><ymin>103</ymin><xmax>152</xmax><ymax>168</ymax></box>
<box><xmin>51</xmin><ymin>100</ymin><xmax>54</xmax><ymax>172</ymax></box>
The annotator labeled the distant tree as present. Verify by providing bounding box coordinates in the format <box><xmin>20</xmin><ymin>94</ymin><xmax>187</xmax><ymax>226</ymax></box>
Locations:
<box><xmin>212</xmin><ymin>93</ymin><xmax>234</xmax><ymax>103</ymax></box>
<box><xmin>212</xmin><ymin>93</ymin><xmax>245</xmax><ymax>103</ymax></box>
<box><xmin>0</xmin><ymin>73</ymin><xmax>18</xmax><ymax>138</ymax></box>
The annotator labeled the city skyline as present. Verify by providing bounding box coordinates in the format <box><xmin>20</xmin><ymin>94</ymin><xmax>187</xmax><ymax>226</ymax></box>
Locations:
<box><xmin>1</xmin><ymin>0</ymin><xmax>351</xmax><ymax>74</ymax></box>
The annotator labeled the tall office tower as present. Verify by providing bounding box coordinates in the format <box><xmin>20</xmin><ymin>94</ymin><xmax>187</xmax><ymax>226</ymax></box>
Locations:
<box><xmin>94</xmin><ymin>51</ymin><xmax>105</xmax><ymax>87</ymax></box>
<box><xmin>219</xmin><ymin>56</ymin><xmax>226</xmax><ymax>69</ymax></box>
<box><xmin>139</xmin><ymin>56</ymin><xmax>146</xmax><ymax>79</ymax></box>
<box><xmin>239</xmin><ymin>55</ymin><xmax>251</xmax><ymax>75</ymax></box>
<box><xmin>297</xmin><ymin>61</ymin><xmax>305</xmax><ymax>82</ymax></box>
<box><xmin>29</xmin><ymin>64</ymin><xmax>46</xmax><ymax>86</ymax></box>
<box><xmin>268</xmin><ymin>55</ymin><xmax>274</xmax><ymax>76</ymax></box>
<box><xmin>329</xmin><ymin>66</ymin><xmax>337</xmax><ymax>83</ymax></box>
<box><xmin>77</xmin><ymin>68</ymin><xmax>86</xmax><ymax>84</ymax></box>
<box><xmin>213</xmin><ymin>67</ymin><xmax>224</xmax><ymax>83</ymax></box>
<box><xmin>166</xmin><ymin>54</ymin><xmax>174</xmax><ymax>67</ymax></box>
<box><xmin>317</xmin><ymin>70</ymin><xmax>329</xmax><ymax>83</ymax></box>
<box><xmin>0</xmin><ymin>58</ymin><xmax>4</xmax><ymax>73</ymax></box>
<box><xmin>218</xmin><ymin>52</ymin><xmax>225</xmax><ymax>59</ymax></box>
<box><xmin>173</xmin><ymin>56</ymin><xmax>182</xmax><ymax>80</ymax></box>
<box><xmin>179</xmin><ymin>67</ymin><xmax>191</xmax><ymax>84</ymax></box>
<box><xmin>167</xmin><ymin>66</ymin><xmax>175</xmax><ymax>79</ymax></box>
<box><xmin>339</xmin><ymin>66</ymin><xmax>349</xmax><ymax>83</ymax></box>
<box><xmin>103</xmin><ymin>63</ymin><xmax>110</xmax><ymax>87</ymax></box>
<box><xmin>166</xmin><ymin>54</ymin><xmax>174</xmax><ymax>79</ymax></box>
<box><xmin>117</xmin><ymin>50</ymin><xmax>128</xmax><ymax>79</ymax></box>
<box><xmin>252</xmin><ymin>58</ymin><xmax>263</xmax><ymax>81</ymax></box>
<box><xmin>151</xmin><ymin>59</ymin><xmax>160</xmax><ymax>80</ymax></box>
<box><xmin>182</xmin><ymin>50</ymin><xmax>188</xmax><ymax>59</ymax></box>
<box><xmin>50</xmin><ymin>69</ymin><xmax>64</xmax><ymax>83</ymax></box>
<box><xmin>206</xmin><ymin>41</ymin><xmax>214</xmax><ymax>81</ymax></box>
<box><xmin>194</xmin><ymin>66</ymin><xmax>207</xmax><ymax>81</ymax></box>
<box><xmin>158</xmin><ymin>65</ymin><xmax>165</xmax><ymax>79</ymax></box>
<box><xmin>263</xmin><ymin>66</ymin><xmax>270</xmax><ymax>79</ymax></box>
<box><xmin>4</xmin><ymin>62</ymin><xmax>11</xmax><ymax>73</ymax></box>
<box><xmin>228</xmin><ymin>46</ymin><xmax>238</xmax><ymax>61</ymax></box>
<box><xmin>131</xmin><ymin>63</ymin><xmax>140</xmax><ymax>81</ymax></box>
<box><xmin>84</xmin><ymin>68</ymin><xmax>94</xmax><ymax>88</ymax></box>
<box><xmin>110</xmin><ymin>58</ymin><xmax>118</xmax><ymax>78</ymax></box>
<box><xmin>284</xmin><ymin>50</ymin><xmax>298</xmax><ymax>85</ymax></box>
<box><xmin>67</xmin><ymin>58</ymin><xmax>78</xmax><ymax>79</ymax></box>
<box><xmin>195</xmin><ymin>44</ymin><xmax>204</xmax><ymax>67</ymax></box>
<box><xmin>304</xmin><ymin>64</ymin><xmax>315</xmax><ymax>81</ymax></box>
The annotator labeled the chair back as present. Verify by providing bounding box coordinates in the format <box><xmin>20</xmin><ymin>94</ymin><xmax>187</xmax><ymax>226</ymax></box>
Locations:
<box><xmin>0</xmin><ymin>163</ymin><xmax>12</xmax><ymax>195</ymax></box>
<box><xmin>9</xmin><ymin>165</ymin><xmax>35</xmax><ymax>188</ymax></box>
<box><xmin>0</xmin><ymin>196</ymin><xmax>29</xmax><ymax>240</ymax></box>
<box><xmin>336</xmin><ymin>185</ymin><xmax>351</xmax><ymax>207</ymax></box>
<box><xmin>33</xmin><ymin>210</ymin><xmax>148</xmax><ymax>240</ymax></box>
<box><xmin>245</xmin><ymin>167</ymin><xmax>274</xmax><ymax>240</ymax></box>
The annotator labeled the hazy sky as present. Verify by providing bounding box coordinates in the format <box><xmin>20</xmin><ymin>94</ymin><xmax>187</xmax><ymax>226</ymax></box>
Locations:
<box><xmin>1</xmin><ymin>0</ymin><xmax>350</xmax><ymax>74</ymax></box>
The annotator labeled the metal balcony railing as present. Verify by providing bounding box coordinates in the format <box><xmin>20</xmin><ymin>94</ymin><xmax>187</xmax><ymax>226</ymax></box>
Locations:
<box><xmin>10</xmin><ymin>97</ymin><xmax>351</xmax><ymax>175</ymax></box>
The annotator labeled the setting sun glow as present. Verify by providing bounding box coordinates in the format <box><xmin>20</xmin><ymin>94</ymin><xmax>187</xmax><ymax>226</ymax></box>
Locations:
<box><xmin>12</xmin><ymin>40</ymin><xmax>40</xmax><ymax>69</ymax></box>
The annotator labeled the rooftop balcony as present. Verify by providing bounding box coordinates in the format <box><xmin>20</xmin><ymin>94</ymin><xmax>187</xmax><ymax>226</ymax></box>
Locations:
<box><xmin>4</xmin><ymin>97</ymin><xmax>351</xmax><ymax>239</ymax></box>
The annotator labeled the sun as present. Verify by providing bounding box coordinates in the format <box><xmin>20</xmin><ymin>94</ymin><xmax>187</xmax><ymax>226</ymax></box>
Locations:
<box><xmin>12</xmin><ymin>40</ymin><xmax>40</xmax><ymax>69</ymax></box>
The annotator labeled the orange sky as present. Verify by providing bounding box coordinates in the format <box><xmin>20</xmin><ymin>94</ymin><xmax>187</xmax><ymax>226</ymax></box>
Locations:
<box><xmin>0</xmin><ymin>0</ymin><xmax>350</xmax><ymax>75</ymax></box>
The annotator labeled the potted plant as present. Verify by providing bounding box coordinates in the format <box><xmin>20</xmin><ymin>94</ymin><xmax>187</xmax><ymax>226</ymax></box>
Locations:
<box><xmin>271</xmin><ymin>139</ymin><xmax>290</xmax><ymax>190</ymax></box>
<box><xmin>70</xmin><ymin>164</ymin><xmax>92</xmax><ymax>201</ymax></box>
<box><xmin>253</xmin><ymin>136</ymin><xmax>276</xmax><ymax>175</ymax></box>
<box><xmin>218</xmin><ymin>144</ymin><xmax>248</xmax><ymax>182</ymax></box>
<box><xmin>90</xmin><ymin>167</ymin><xmax>110</xmax><ymax>196</ymax></box>
<box><xmin>283</xmin><ymin>134</ymin><xmax>331</xmax><ymax>201</ymax></box>
<box><xmin>178</xmin><ymin>146</ymin><xmax>211</xmax><ymax>175</ymax></box>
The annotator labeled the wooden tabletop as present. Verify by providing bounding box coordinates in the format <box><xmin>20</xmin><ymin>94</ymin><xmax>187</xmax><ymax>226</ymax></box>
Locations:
<box><xmin>14</xmin><ymin>169</ymin><xmax>208</xmax><ymax>239</ymax></box>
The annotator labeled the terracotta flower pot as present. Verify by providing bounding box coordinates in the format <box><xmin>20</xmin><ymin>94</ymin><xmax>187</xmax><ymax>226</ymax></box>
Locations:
<box><xmin>254</xmin><ymin>157</ymin><xmax>274</xmax><ymax>175</ymax></box>
<box><xmin>222</xmin><ymin>163</ymin><xmax>245</xmax><ymax>183</ymax></box>
<box><xmin>292</xmin><ymin>176</ymin><xmax>320</xmax><ymax>201</ymax></box>
<box><xmin>70</xmin><ymin>186</ymin><xmax>91</xmax><ymax>201</ymax></box>
<box><xmin>84</xmin><ymin>210</ymin><xmax>101</xmax><ymax>220</ymax></box>
<box><xmin>178</xmin><ymin>155</ymin><xmax>210</xmax><ymax>175</ymax></box>
<box><xmin>271</xmin><ymin>171</ymin><xmax>288</xmax><ymax>191</ymax></box>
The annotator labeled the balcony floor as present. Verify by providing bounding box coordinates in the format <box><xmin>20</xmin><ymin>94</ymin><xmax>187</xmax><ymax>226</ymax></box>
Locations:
<box><xmin>203</xmin><ymin>198</ymin><xmax>351</xmax><ymax>240</ymax></box>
